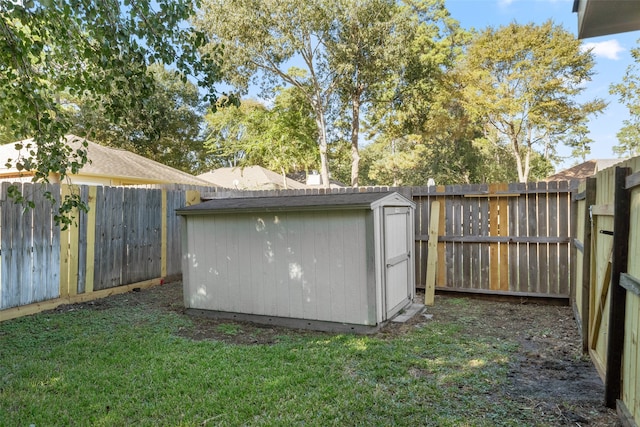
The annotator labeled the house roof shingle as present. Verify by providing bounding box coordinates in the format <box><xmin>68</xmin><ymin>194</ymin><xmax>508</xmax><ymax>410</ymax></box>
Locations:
<box><xmin>198</xmin><ymin>165</ymin><xmax>309</xmax><ymax>190</ymax></box>
<box><xmin>0</xmin><ymin>135</ymin><xmax>210</xmax><ymax>186</ymax></box>
<box><xmin>545</xmin><ymin>159</ymin><xmax>626</xmax><ymax>181</ymax></box>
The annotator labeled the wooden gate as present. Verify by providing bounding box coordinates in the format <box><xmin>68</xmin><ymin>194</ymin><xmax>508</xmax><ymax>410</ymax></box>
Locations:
<box><xmin>585</xmin><ymin>171</ymin><xmax>616</xmax><ymax>379</ymax></box>
<box><xmin>573</xmin><ymin>158</ymin><xmax>640</xmax><ymax>424</ymax></box>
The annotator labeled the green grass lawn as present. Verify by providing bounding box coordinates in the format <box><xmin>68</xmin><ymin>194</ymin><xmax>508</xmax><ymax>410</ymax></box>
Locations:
<box><xmin>1</xmin><ymin>297</ymin><xmax>529</xmax><ymax>426</ymax></box>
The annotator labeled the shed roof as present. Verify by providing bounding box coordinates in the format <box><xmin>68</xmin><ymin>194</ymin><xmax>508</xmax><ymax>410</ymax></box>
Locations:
<box><xmin>177</xmin><ymin>191</ymin><xmax>414</xmax><ymax>215</ymax></box>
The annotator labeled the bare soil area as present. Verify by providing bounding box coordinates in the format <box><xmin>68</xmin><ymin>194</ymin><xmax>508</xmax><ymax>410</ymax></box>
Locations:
<box><xmin>421</xmin><ymin>294</ymin><xmax>618</xmax><ymax>426</ymax></box>
<box><xmin>59</xmin><ymin>282</ymin><xmax>619</xmax><ymax>426</ymax></box>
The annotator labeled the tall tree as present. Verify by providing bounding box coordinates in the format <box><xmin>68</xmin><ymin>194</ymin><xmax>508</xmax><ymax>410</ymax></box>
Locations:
<box><xmin>196</xmin><ymin>0</ymin><xmax>335</xmax><ymax>187</ymax></box>
<box><xmin>205</xmin><ymin>99</ymin><xmax>267</xmax><ymax>168</ymax></box>
<box><xmin>610</xmin><ymin>40</ymin><xmax>640</xmax><ymax>157</ymax></box>
<box><xmin>71</xmin><ymin>64</ymin><xmax>214</xmax><ymax>174</ymax></box>
<box><xmin>1</xmin><ymin>0</ymin><xmax>220</xmax><ymax>224</ymax></box>
<box><xmin>196</xmin><ymin>0</ymin><xmax>459</xmax><ymax>187</ymax></box>
<box><xmin>260</xmin><ymin>86</ymin><xmax>319</xmax><ymax>179</ymax></box>
<box><xmin>328</xmin><ymin>0</ymin><xmax>461</xmax><ymax>186</ymax></box>
<box><xmin>458</xmin><ymin>21</ymin><xmax>605</xmax><ymax>182</ymax></box>
<box><xmin>204</xmin><ymin>87</ymin><xmax>319</xmax><ymax>182</ymax></box>
<box><xmin>362</xmin><ymin>80</ymin><xmax>487</xmax><ymax>186</ymax></box>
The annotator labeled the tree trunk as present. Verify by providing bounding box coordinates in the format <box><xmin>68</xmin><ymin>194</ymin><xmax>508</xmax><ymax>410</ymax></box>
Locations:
<box><xmin>350</xmin><ymin>92</ymin><xmax>361</xmax><ymax>187</ymax></box>
<box><xmin>280</xmin><ymin>166</ymin><xmax>288</xmax><ymax>189</ymax></box>
<box><xmin>509</xmin><ymin>124</ymin><xmax>529</xmax><ymax>183</ymax></box>
<box><xmin>523</xmin><ymin>148</ymin><xmax>531</xmax><ymax>183</ymax></box>
<box><xmin>314</xmin><ymin>107</ymin><xmax>331</xmax><ymax>189</ymax></box>
<box><xmin>514</xmin><ymin>153</ymin><xmax>528</xmax><ymax>183</ymax></box>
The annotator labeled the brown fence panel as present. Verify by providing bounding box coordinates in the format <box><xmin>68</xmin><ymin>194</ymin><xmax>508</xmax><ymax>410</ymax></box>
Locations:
<box><xmin>419</xmin><ymin>182</ymin><xmax>573</xmax><ymax>298</ymax></box>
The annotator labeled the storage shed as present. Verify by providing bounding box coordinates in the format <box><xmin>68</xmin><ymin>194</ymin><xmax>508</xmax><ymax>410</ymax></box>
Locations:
<box><xmin>177</xmin><ymin>192</ymin><xmax>415</xmax><ymax>332</ymax></box>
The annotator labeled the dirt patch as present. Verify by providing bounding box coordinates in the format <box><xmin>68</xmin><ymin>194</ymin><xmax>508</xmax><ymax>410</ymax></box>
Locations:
<box><xmin>56</xmin><ymin>282</ymin><xmax>619</xmax><ymax>426</ymax></box>
<box><xmin>421</xmin><ymin>295</ymin><xmax>618</xmax><ymax>426</ymax></box>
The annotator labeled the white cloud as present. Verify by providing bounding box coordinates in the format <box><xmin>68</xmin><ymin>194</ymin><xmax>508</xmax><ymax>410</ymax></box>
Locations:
<box><xmin>581</xmin><ymin>40</ymin><xmax>625</xmax><ymax>60</ymax></box>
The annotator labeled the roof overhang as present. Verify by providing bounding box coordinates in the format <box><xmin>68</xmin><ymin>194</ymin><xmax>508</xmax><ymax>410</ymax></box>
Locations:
<box><xmin>574</xmin><ymin>0</ymin><xmax>640</xmax><ymax>39</ymax></box>
<box><xmin>176</xmin><ymin>192</ymin><xmax>415</xmax><ymax>216</ymax></box>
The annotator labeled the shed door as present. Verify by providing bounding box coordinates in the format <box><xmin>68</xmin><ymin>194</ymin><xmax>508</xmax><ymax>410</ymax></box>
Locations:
<box><xmin>384</xmin><ymin>206</ymin><xmax>411</xmax><ymax>318</ymax></box>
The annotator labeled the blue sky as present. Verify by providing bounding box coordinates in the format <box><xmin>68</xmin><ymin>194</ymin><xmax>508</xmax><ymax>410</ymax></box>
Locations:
<box><xmin>234</xmin><ymin>0</ymin><xmax>639</xmax><ymax>172</ymax></box>
<box><xmin>445</xmin><ymin>0</ymin><xmax>639</xmax><ymax>169</ymax></box>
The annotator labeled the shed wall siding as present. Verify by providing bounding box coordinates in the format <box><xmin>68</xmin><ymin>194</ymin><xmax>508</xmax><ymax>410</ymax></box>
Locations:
<box><xmin>184</xmin><ymin>210</ymin><xmax>374</xmax><ymax>325</ymax></box>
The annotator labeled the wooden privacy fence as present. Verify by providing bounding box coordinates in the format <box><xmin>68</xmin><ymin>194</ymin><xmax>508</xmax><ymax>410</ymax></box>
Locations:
<box><xmin>1</xmin><ymin>180</ymin><xmax>575</xmax><ymax>321</ymax></box>
<box><xmin>212</xmin><ymin>182</ymin><xmax>574</xmax><ymax>299</ymax></box>
<box><xmin>0</xmin><ymin>182</ymin><xmax>198</xmax><ymax>321</ymax></box>
<box><xmin>573</xmin><ymin>157</ymin><xmax>640</xmax><ymax>426</ymax></box>
<box><xmin>413</xmin><ymin>182</ymin><xmax>573</xmax><ymax>298</ymax></box>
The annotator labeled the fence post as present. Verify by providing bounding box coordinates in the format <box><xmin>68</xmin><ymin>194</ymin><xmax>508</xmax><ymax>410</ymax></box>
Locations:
<box><xmin>604</xmin><ymin>166</ymin><xmax>632</xmax><ymax>408</ymax></box>
<box><xmin>424</xmin><ymin>201</ymin><xmax>440</xmax><ymax>305</ymax></box>
<box><xmin>580</xmin><ymin>177</ymin><xmax>596</xmax><ymax>352</ymax></box>
<box><xmin>185</xmin><ymin>190</ymin><xmax>200</xmax><ymax>206</ymax></box>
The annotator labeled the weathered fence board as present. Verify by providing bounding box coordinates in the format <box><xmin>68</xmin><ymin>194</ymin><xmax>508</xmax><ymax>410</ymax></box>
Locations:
<box><xmin>548</xmin><ymin>181</ymin><xmax>558</xmax><ymax>295</ymax></box>
<box><xmin>0</xmin><ymin>182</ymin><xmax>60</xmax><ymax>309</ymax></box>
<box><xmin>166</xmin><ymin>190</ymin><xmax>184</xmax><ymax>278</ymax></box>
<box><xmin>92</xmin><ymin>186</ymin><xmax>164</xmax><ymax>290</ymax></box>
<box><xmin>2</xmin><ymin>180</ymin><xmax>574</xmax><ymax>319</ymax></box>
<box><xmin>0</xmin><ymin>183</ymin><xmax>194</xmax><ymax>318</ymax></box>
<box><xmin>76</xmin><ymin>185</ymin><xmax>89</xmax><ymax>294</ymax></box>
<box><xmin>427</xmin><ymin>182</ymin><xmax>572</xmax><ymax>297</ymax></box>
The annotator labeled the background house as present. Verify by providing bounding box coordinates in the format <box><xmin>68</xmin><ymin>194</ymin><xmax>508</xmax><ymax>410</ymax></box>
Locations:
<box><xmin>198</xmin><ymin>165</ymin><xmax>309</xmax><ymax>190</ymax></box>
<box><xmin>574</xmin><ymin>0</ymin><xmax>640</xmax><ymax>39</ymax></box>
<box><xmin>546</xmin><ymin>159</ymin><xmax>626</xmax><ymax>181</ymax></box>
<box><xmin>0</xmin><ymin>135</ymin><xmax>210</xmax><ymax>186</ymax></box>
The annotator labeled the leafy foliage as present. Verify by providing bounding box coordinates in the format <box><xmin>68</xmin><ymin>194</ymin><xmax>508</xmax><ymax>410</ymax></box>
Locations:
<box><xmin>71</xmin><ymin>64</ymin><xmax>215</xmax><ymax>175</ymax></box>
<box><xmin>204</xmin><ymin>87</ymin><xmax>319</xmax><ymax>180</ymax></box>
<box><xmin>458</xmin><ymin>21</ymin><xmax>605</xmax><ymax>182</ymax></box>
<box><xmin>610</xmin><ymin>39</ymin><xmax>640</xmax><ymax>157</ymax></box>
<box><xmin>196</xmin><ymin>0</ymin><xmax>336</xmax><ymax>187</ymax></box>
<box><xmin>197</xmin><ymin>0</ymin><xmax>467</xmax><ymax>188</ymax></box>
<box><xmin>205</xmin><ymin>99</ymin><xmax>266</xmax><ymax>168</ymax></box>
<box><xmin>362</xmin><ymin>58</ymin><xmax>490</xmax><ymax>185</ymax></box>
<box><xmin>1</xmin><ymin>0</ymin><xmax>221</xmax><ymax>223</ymax></box>
<box><xmin>327</xmin><ymin>0</ymin><xmax>462</xmax><ymax>187</ymax></box>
